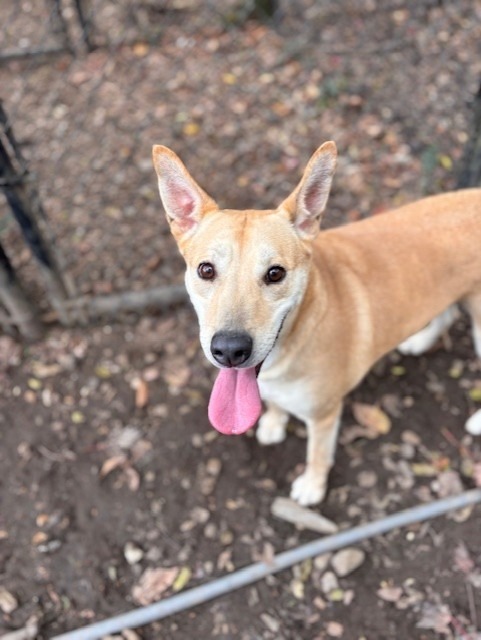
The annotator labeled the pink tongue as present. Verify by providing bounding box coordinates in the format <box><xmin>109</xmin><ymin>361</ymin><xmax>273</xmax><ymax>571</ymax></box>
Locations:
<box><xmin>208</xmin><ymin>367</ymin><xmax>262</xmax><ymax>435</ymax></box>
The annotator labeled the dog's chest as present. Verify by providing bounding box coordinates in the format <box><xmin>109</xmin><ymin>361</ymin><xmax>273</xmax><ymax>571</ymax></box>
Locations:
<box><xmin>258</xmin><ymin>375</ymin><xmax>318</xmax><ymax>421</ymax></box>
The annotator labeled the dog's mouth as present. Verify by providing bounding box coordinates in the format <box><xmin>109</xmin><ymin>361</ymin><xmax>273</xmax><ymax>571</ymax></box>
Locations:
<box><xmin>207</xmin><ymin>313</ymin><xmax>288</xmax><ymax>436</ymax></box>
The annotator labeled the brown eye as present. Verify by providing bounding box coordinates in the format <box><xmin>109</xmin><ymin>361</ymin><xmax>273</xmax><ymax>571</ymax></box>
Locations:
<box><xmin>264</xmin><ymin>265</ymin><xmax>286</xmax><ymax>284</ymax></box>
<box><xmin>197</xmin><ymin>262</ymin><xmax>216</xmax><ymax>280</ymax></box>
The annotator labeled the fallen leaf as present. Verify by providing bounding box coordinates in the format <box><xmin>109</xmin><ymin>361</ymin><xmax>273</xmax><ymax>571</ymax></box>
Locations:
<box><xmin>100</xmin><ymin>454</ymin><xmax>127</xmax><ymax>478</ymax></box>
<box><xmin>132</xmin><ymin>567</ymin><xmax>179</xmax><ymax>605</ymax></box>
<box><xmin>94</xmin><ymin>364</ymin><xmax>112</xmax><ymax>379</ymax></box>
<box><xmin>31</xmin><ymin>531</ymin><xmax>48</xmax><ymax>546</ymax></box>
<box><xmin>0</xmin><ymin>586</ymin><xmax>18</xmax><ymax>613</ymax></box>
<box><xmin>453</xmin><ymin>542</ymin><xmax>474</xmax><ymax>575</ymax></box>
<box><xmin>31</xmin><ymin>361</ymin><xmax>63</xmax><ymax>378</ymax></box>
<box><xmin>352</xmin><ymin>403</ymin><xmax>391</xmax><ymax>435</ymax></box>
<box><xmin>290</xmin><ymin>579</ymin><xmax>304</xmax><ymax>599</ymax></box>
<box><xmin>71</xmin><ymin>411</ymin><xmax>85</xmax><ymax>424</ymax></box>
<box><xmin>182</xmin><ymin>122</ymin><xmax>200</xmax><ymax>136</ymax></box>
<box><xmin>468</xmin><ymin>387</ymin><xmax>481</xmax><ymax>402</ymax></box>
<box><xmin>271</xmin><ymin>497</ymin><xmax>338</xmax><ymax>534</ymax></box>
<box><xmin>0</xmin><ymin>614</ymin><xmax>38</xmax><ymax>640</ymax></box>
<box><xmin>172</xmin><ymin>566</ymin><xmax>191</xmax><ymax>592</ymax></box>
<box><xmin>124</xmin><ymin>466</ymin><xmax>141</xmax><ymax>492</ymax></box>
<box><xmin>134</xmin><ymin>378</ymin><xmax>149</xmax><ymax>409</ymax></box>
<box><xmin>133</xmin><ymin>42</ymin><xmax>149</xmax><ymax>57</ymax></box>
<box><xmin>434</xmin><ymin>470</ymin><xmax>463</xmax><ymax>498</ymax></box>
<box><xmin>416</xmin><ymin>602</ymin><xmax>452</xmax><ymax>634</ymax></box>
<box><xmin>377</xmin><ymin>585</ymin><xmax>403</xmax><ymax>602</ymax></box>
<box><xmin>411</xmin><ymin>462</ymin><xmax>438</xmax><ymax>477</ymax></box>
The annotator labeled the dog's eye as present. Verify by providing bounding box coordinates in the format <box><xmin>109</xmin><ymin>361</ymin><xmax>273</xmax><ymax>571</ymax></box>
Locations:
<box><xmin>197</xmin><ymin>262</ymin><xmax>216</xmax><ymax>280</ymax></box>
<box><xmin>264</xmin><ymin>265</ymin><xmax>286</xmax><ymax>284</ymax></box>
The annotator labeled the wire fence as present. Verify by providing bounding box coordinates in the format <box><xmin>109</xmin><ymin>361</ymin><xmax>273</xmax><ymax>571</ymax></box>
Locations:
<box><xmin>1</xmin><ymin>0</ymin><xmax>481</xmax><ymax>340</ymax></box>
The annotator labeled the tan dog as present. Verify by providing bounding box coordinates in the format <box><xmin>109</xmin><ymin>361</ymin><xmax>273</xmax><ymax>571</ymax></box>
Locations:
<box><xmin>152</xmin><ymin>142</ymin><xmax>481</xmax><ymax>506</ymax></box>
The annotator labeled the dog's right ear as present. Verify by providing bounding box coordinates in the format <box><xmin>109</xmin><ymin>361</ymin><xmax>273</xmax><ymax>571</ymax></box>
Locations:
<box><xmin>152</xmin><ymin>145</ymin><xmax>218</xmax><ymax>241</ymax></box>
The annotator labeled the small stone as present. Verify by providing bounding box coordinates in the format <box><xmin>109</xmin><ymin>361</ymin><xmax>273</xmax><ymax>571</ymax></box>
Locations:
<box><xmin>124</xmin><ymin>542</ymin><xmax>144</xmax><ymax>565</ymax></box>
<box><xmin>204</xmin><ymin>523</ymin><xmax>217</xmax><ymax>539</ymax></box>
<box><xmin>331</xmin><ymin>548</ymin><xmax>366</xmax><ymax>577</ymax></box>
<box><xmin>320</xmin><ymin>571</ymin><xmax>338</xmax><ymax>595</ymax></box>
<box><xmin>326</xmin><ymin>621</ymin><xmax>344</xmax><ymax>637</ymax></box>
<box><xmin>314</xmin><ymin>553</ymin><xmax>332</xmax><ymax>573</ymax></box>
<box><xmin>357</xmin><ymin>470</ymin><xmax>377</xmax><ymax>488</ymax></box>
<box><xmin>206</xmin><ymin>457</ymin><xmax>222</xmax><ymax>476</ymax></box>
<box><xmin>220</xmin><ymin>530</ymin><xmax>234</xmax><ymax>545</ymax></box>
<box><xmin>191</xmin><ymin>507</ymin><xmax>210</xmax><ymax>524</ymax></box>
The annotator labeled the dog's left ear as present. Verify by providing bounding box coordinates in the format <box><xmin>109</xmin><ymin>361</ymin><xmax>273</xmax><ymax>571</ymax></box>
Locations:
<box><xmin>280</xmin><ymin>141</ymin><xmax>337</xmax><ymax>240</ymax></box>
<box><xmin>152</xmin><ymin>145</ymin><xmax>218</xmax><ymax>241</ymax></box>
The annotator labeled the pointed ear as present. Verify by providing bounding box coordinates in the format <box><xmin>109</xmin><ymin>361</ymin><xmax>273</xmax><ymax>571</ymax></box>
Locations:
<box><xmin>152</xmin><ymin>145</ymin><xmax>218</xmax><ymax>240</ymax></box>
<box><xmin>280</xmin><ymin>141</ymin><xmax>337</xmax><ymax>240</ymax></box>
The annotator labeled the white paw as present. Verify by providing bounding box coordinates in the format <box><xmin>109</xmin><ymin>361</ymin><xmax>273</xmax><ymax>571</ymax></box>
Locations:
<box><xmin>465</xmin><ymin>409</ymin><xmax>481</xmax><ymax>436</ymax></box>
<box><xmin>398</xmin><ymin>306</ymin><xmax>458</xmax><ymax>356</ymax></box>
<box><xmin>256</xmin><ymin>415</ymin><xmax>287</xmax><ymax>446</ymax></box>
<box><xmin>290</xmin><ymin>471</ymin><xmax>326</xmax><ymax>506</ymax></box>
<box><xmin>398</xmin><ymin>331</ymin><xmax>437</xmax><ymax>356</ymax></box>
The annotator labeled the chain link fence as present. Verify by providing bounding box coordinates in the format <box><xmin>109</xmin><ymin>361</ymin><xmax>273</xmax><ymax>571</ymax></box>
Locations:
<box><xmin>1</xmin><ymin>0</ymin><xmax>481</xmax><ymax>340</ymax></box>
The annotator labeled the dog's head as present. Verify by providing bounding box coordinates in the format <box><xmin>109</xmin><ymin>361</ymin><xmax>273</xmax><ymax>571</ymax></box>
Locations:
<box><xmin>152</xmin><ymin>142</ymin><xmax>337</xmax><ymax>434</ymax></box>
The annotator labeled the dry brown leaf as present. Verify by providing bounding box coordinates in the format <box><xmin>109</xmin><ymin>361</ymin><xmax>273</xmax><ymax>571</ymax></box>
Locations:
<box><xmin>132</xmin><ymin>566</ymin><xmax>179</xmax><ymax>605</ymax></box>
<box><xmin>31</xmin><ymin>361</ymin><xmax>63</xmax><ymax>378</ymax></box>
<box><xmin>100</xmin><ymin>454</ymin><xmax>127</xmax><ymax>478</ymax></box>
<box><xmin>416</xmin><ymin>602</ymin><xmax>452</xmax><ymax>634</ymax></box>
<box><xmin>453</xmin><ymin>542</ymin><xmax>474</xmax><ymax>575</ymax></box>
<box><xmin>377</xmin><ymin>586</ymin><xmax>403</xmax><ymax>602</ymax></box>
<box><xmin>352</xmin><ymin>402</ymin><xmax>391</xmax><ymax>435</ymax></box>
<box><xmin>271</xmin><ymin>497</ymin><xmax>338</xmax><ymax>534</ymax></box>
<box><xmin>124</xmin><ymin>466</ymin><xmax>141</xmax><ymax>492</ymax></box>
<box><xmin>134</xmin><ymin>378</ymin><xmax>149</xmax><ymax>409</ymax></box>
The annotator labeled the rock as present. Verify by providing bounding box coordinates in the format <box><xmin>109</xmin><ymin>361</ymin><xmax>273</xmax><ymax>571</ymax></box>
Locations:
<box><xmin>326</xmin><ymin>621</ymin><xmax>344</xmax><ymax>637</ymax></box>
<box><xmin>320</xmin><ymin>571</ymin><xmax>339</xmax><ymax>595</ymax></box>
<box><xmin>124</xmin><ymin>541</ymin><xmax>144</xmax><ymax>565</ymax></box>
<box><xmin>314</xmin><ymin>553</ymin><xmax>332</xmax><ymax>572</ymax></box>
<box><xmin>331</xmin><ymin>548</ymin><xmax>366</xmax><ymax>577</ymax></box>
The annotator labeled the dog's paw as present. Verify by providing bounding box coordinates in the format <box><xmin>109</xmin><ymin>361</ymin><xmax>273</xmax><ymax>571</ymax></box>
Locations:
<box><xmin>465</xmin><ymin>409</ymin><xmax>481</xmax><ymax>436</ymax></box>
<box><xmin>290</xmin><ymin>471</ymin><xmax>326</xmax><ymax>506</ymax></box>
<box><xmin>256</xmin><ymin>414</ymin><xmax>287</xmax><ymax>446</ymax></box>
<box><xmin>398</xmin><ymin>331</ymin><xmax>437</xmax><ymax>356</ymax></box>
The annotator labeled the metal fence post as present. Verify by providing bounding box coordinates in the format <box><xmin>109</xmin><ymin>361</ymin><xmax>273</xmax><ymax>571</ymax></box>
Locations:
<box><xmin>0</xmin><ymin>102</ymin><xmax>74</xmax><ymax>326</ymax></box>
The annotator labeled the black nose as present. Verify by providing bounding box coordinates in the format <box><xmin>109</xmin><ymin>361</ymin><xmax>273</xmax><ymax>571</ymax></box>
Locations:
<box><xmin>210</xmin><ymin>331</ymin><xmax>253</xmax><ymax>367</ymax></box>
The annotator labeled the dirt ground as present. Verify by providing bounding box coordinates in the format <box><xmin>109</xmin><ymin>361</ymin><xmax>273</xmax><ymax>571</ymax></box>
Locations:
<box><xmin>2</xmin><ymin>1</ymin><xmax>481</xmax><ymax>638</ymax></box>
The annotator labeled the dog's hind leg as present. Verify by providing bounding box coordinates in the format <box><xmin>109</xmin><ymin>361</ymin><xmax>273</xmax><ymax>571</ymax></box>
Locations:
<box><xmin>398</xmin><ymin>305</ymin><xmax>458</xmax><ymax>356</ymax></box>
<box><xmin>290</xmin><ymin>403</ymin><xmax>342</xmax><ymax>506</ymax></box>
<box><xmin>256</xmin><ymin>402</ymin><xmax>289</xmax><ymax>445</ymax></box>
<box><xmin>463</xmin><ymin>292</ymin><xmax>481</xmax><ymax>436</ymax></box>
<box><xmin>465</xmin><ymin>292</ymin><xmax>481</xmax><ymax>359</ymax></box>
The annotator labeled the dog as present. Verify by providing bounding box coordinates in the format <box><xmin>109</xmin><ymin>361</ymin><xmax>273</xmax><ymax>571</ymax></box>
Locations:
<box><xmin>152</xmin><ymin>141</ymin><xmax>481</xmax><ymax>506</ymax></box>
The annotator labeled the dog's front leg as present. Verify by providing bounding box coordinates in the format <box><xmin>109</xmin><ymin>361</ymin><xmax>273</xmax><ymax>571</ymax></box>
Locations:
<box><xmin>256</xmin><ymin>401</ymin><xmax>289</xmax><ymax>445</ymax></box>
<box><xmin>290</xmin><ymin>404</ymin><xmax>342</xmax><ymax>506</ymax></box>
